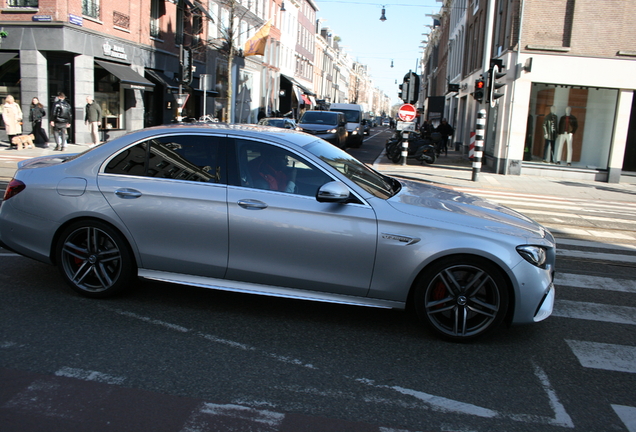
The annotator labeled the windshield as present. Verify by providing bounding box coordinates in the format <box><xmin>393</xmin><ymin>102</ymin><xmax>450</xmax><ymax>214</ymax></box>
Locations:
<box><xmin>333</xmin><ymin>109</ymin><xmax>360</xmax><ymax>123</ymax></box>
<box><xmin>265</xmin><ymin>119</ymin><xmax>284</xmax><ymax>127</ymax></box>
<box><xmin>300</xmin><ymin>111</ymin><xmax>337</xmax><ymax>125</ymax></box>
<box><xmin>305</xmin><ymin>140</ymin><xmax>397</xmax><ymax>199</ymax></box>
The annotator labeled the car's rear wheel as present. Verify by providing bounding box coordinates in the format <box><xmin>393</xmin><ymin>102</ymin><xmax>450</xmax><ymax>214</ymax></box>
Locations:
<box><xmin>414</xmin><ymin>256</ymin><xmax>509</xmax><ymax>341</ymax></box>
<box><xmin>56</xmin><ymin>220</ymin><xmax>134</xmax><ymax>298</ymax></box>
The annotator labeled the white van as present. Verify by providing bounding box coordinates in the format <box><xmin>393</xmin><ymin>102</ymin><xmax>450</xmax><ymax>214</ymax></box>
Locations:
<box><xmin>329</xmin><ymin>103</ymin><xmax>364</xmax><ymax>147</ymax></box>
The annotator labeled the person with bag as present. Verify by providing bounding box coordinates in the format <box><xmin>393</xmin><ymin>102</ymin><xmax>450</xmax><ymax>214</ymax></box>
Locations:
<box><xmin>50</xmin><ymin>92</ymin><xmax>72</xmax><ymax>151</ymax></box>
<box><xmin>2</xmin><ymin>95</ymin><xmax>23</xmax><ymax>148</ymax></box>
<box><xmin>29</xmin><ymin>97</ymin><xmax>49</xmax><ymax>147</ymax></box>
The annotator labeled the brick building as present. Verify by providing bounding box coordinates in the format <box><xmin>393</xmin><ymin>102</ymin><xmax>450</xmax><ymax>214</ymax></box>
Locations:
<box><xmin>420</xmin><ymin>0</ymin><xmax>636</xmax><ymax>183</ymax></box>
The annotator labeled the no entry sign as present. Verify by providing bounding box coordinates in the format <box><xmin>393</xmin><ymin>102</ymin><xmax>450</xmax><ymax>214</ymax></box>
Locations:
<box><xmin>398</xmin><ymin>103</ymin><xmax>417</xmax><ymax>122</ymax></box>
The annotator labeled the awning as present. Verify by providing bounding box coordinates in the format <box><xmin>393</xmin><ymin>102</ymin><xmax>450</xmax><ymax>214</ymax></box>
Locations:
<box><xmin>281</xmin><ymin>74</ymin><xmax>315</xmax><ymax>96</ymax></box>
<box><xmin>146</xmin><ymin>69</ymin><xmax>179</xmax><ymax>90</ymax></box>
<box><xmin>301</xmin><ymin>94</ymin><xmax>311</xmax><ymax>105</ymax></box>
<box><xmin>0</xmin><ymin>53</ymin><xmax>17</xmax><ymax>68</ymax></box>
<box><xmin>95</xmin><ymin>60</ymin><xmax>155</xmax><ymax>92</ymax></box>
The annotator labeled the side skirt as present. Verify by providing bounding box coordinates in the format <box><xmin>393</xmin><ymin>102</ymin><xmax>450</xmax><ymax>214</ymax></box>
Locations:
<box><xmin>138</xmin><ymin>269</ymin><xmax>405</xmax><ymax>310</ymax></box>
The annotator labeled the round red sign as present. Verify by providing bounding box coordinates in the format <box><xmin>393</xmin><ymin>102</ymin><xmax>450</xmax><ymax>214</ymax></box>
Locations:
<box><xmin>398</xmin><ymin>104</ymin><xmax>417</xmax><ymax>122</ymax></box>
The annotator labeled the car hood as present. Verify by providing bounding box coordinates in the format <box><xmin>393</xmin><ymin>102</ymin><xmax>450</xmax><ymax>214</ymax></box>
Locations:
<box><xmin>388</xmin><ymin>179</ymin><xmax>549</xmax><ymax>240</ymax></box>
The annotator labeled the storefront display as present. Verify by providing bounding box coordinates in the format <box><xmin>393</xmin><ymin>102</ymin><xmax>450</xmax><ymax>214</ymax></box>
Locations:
<box><xmin>526</xmin><ymin>83</ymin><xmax>618</xmax><ymax>170</ymax></box>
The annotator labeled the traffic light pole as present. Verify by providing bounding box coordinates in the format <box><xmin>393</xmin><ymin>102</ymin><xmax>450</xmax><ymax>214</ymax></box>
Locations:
<box><xmin>472</xmin><ymin>109</ymin><xmax>486</xmax><ymax>182</ymax></box>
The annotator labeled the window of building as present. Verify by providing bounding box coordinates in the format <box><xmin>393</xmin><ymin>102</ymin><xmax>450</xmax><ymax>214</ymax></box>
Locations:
<box><xmin>525</xmin><ymin>83</ymin><xmax>619</xmax><ymax>170</ymax></box>
<box><xmin>82</xmin><ymin>0</ymin><xmax>100</xmax><ymax>19</ymax></box>
<box><xmin>95</xmin><ymin>65</ymin><xmax>124</xmax><ymax>130</ymax></box>
<box><xmin>7</xmin><ymin>0</ymin><xmax>38</xmax><ymax>7</ymax></box>
<box><xmin>150</xmin><ymin>0</ymin><xmax>161</xmax><ymax>39</ymax></box>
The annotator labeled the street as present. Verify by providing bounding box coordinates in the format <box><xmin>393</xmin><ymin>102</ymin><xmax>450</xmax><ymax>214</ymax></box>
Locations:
<box><xmin>1</xmin><ymin>128</ymin><xmax>635</xmax><ymax>431</ymax></box>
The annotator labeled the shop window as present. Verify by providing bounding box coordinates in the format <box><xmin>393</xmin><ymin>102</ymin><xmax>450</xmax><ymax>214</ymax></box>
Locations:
<box><xmin>82</xmin><ymin>0</ymin><xmax>100</xmax><ymax>19</ymax></box>
<box><xmin>95</xmin><ymin>66</ymin><xmax>124</xmax><ymax>130</ymax></box>
<box><xmin>525</xmin><ymin>83</ymin><xmax>618</xmax><ymax>169</ymax></box>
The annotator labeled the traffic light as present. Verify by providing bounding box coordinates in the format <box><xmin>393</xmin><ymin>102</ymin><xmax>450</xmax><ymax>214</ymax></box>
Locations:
<box><xmin>488</xmin><ymin>60</ymin><xmax>506</xmax><ymax>104</ymax></box>
<box><xmin>180</xmin><ymin>46</ymin><xmax>193</xmax><ymax>85</ymax></box>
<box><xmin>406</xmin><ymin>72</ymin><xmax>420</xmax><ymax>104</ymax></box>
<box><xmin>398</xmin><ymin>84</ymin><xmax>404</xmax><ymax>101</ymax></box>
<box><xmin>473</xmin><ymin>76</ymin><xmax>485</xmax><ymax>103</ymax></box>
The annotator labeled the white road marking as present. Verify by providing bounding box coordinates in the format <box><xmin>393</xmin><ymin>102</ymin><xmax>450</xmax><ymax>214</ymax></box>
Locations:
<box><xmin>106</xmin><ymin>307</ymin><xmax>571</xmax><ymax>427</ymax></box>
<box><xmin>612</xmin><ymin>405</ymin><xmax>636</xmax><ymax>432</ymax></box>
<box><xmin>557</xmin><ymin>238</ymin><xmax>636</xmax><ymax>252</ymax></box>
<box><xmin>556</xmin><ymin>249</ymin><xmax>636</xmax><ymax>263</ymax></box>
<box><xmin>55</xmin><ymin>366</ymin><xmax>126</xmax><ymax>385</ymax></box>
<box><xmin>566</xmin><ymin>340</ymin><xmax>636</xmax><ymax>374</ymax></box>
<box><xmin>553</xmin><ymin>300</ymin><xmax>636</xmax><ymax>325</ymax></box>
<box><xmin>181</xmin><ymin>403</ymin><xmax>285</xmax><ymax>432</ymax></box>
<box><xmin>555</xmin><ymin>273</ymin><xmax>636</xmax><ymax>293</ymax></box>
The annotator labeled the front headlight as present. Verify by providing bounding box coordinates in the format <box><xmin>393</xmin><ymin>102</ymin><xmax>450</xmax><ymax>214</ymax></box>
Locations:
<box><xmin>517</xmin><ymin>245</ymin><xmax>547</xmax><ymax>267</ymax></box>
<box><xmin>327</xmin><ymin>128</ymin><xmax>337</xmax><ymax>133</ymax></box>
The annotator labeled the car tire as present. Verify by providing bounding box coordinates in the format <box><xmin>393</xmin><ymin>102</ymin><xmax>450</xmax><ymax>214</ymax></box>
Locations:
<box><xmin>414</xmin><ymin>256</ymin><xmax>509</xmax><ymax>341</ymax></box>
<box><xmin>56</xmin><ymin>220</ymin><xmax>135</xmax><ymax>298</ymax></box>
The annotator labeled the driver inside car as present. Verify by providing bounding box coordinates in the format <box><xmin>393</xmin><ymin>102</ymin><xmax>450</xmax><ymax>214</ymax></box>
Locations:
<box><xmin>250</xmin><ymin>148</ymin><xmax>296</xmax><ymax>193</ymax></box>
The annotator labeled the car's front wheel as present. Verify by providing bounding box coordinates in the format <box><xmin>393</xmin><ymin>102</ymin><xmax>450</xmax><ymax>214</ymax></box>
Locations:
<box><xmin>56</xmin><ymin>220</ymin><xmax>134</xmax><ymax>298</ymax></box>
<box><xmin>414</xmin><ymin>256</ymin><xmax>509</xmax><ymax>341</ymax></box>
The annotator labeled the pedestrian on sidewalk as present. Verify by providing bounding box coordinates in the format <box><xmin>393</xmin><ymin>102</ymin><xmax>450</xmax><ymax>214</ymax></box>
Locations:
<box><xmin>50</xmin><ymin>92</ymin><xmax>72</xmax><ymax>151</ymax></box>
<box><xmin>2</xmin><ymin>95</ymin><xmax>23</xmax><ymax>148</ymax></box>
<box><xmin>29</xmin><ymin>97</ymin><xmax>49</xmax><ymax>147</ymax></box>
<box><xmin>84</xmin><ymin>96</ymin><xmax>102</xmax><ymax>148</ymax></box>
<box><xmin>435</xmin><ymin>118</ymin><xmax>454</xmax><ymax>156</ymax></box>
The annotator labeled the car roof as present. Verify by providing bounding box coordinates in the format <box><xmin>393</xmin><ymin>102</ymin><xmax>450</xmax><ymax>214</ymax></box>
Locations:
<box><xmin>113</xmin><ymin>123</ymin><xmax>319</xmax><ymax>148</ymax></box>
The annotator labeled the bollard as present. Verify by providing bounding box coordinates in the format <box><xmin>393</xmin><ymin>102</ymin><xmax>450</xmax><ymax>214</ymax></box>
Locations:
<box><xmin>401</xmin><ymin>131</ymin><xmax>409</xmax><ymax>166</ymax></box>
<box><xmin>472</xmin><ymin>109</ymin><xmax>486</xmax><ymax>182</ymax></box>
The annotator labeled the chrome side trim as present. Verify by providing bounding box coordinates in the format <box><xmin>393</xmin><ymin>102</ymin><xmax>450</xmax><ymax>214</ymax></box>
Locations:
<box><xmin>138</xmin><ymin>269</ymin><xmax>405</xmax><ymax>310</ymax></box>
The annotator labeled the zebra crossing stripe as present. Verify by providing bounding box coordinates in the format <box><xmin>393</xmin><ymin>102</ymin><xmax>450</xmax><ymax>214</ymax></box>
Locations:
<box><xmin>555</xmin><ymin>273</ymin><xmax>636</xmax><ymax>294</ymax></box>
<box><xmin>557</xmin><ymin>238</ymin><xmax>636</xmax><ymax>252</ymax></box>
<box><xmin>565</xmin><ymin>340</ymin><xmax>636</xmax><ymax>374</ymax></box>
<box><xmin>553</xmin><ymin>300</ymin><xmax>636</xmax><ymax>325</ymax></box>
<box><xmin>556</xmin><ymin>249</ymin><xmax>636</xmax><ymax>264</ymax></box>
<box><xmin>612</xmin><ymin>405</ymin><xmax>636</xmax><ymax>432</ymax></box>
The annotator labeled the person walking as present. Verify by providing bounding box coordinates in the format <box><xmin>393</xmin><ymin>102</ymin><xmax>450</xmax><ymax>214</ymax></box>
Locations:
<box><xmin>84</xmin><ymin>96</ymin><xmax>102</xmax><ymax>147</ymax></box>
<box><xmin>50</xmin><ymin>92</ymin><xmax>72</xmax><ymax>151</ymax></box>
<box><xmin>2</xmin><ymin>95</ymin><xmax>23</xmax><ymax>148</ymax></box>
<box><xmin>29</xmin><ymin>97</ymin><xmax>49</xmax><ymax>147</ymax></box>
<box><xmin>434</xmin><ymin>118</ymin><xmax>454</xmax><ymax>156</ymax></box>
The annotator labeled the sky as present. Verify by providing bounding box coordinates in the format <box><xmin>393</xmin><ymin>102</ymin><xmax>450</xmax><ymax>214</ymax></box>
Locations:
<box><xmin>312</xmin><ymin>0</ymin><xmax>443</xmax><ymax>107</ymax></box>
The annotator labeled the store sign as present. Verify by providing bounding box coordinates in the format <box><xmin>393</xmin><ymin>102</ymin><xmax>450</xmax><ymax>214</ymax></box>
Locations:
<box><xmin>102</xmin><ymin>42</ymin><xmax>128</xmax><ymax>61</ymax></box>
<box><xmin>69</xmin><ymin>14</ymin><xmax>83</xmax><ymax>26</ymax></box>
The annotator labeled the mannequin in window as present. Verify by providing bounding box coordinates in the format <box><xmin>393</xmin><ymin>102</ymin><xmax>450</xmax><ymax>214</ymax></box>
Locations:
<box><xmin>555</xmin><ymin>106</ymin><xmax>578</xmax><ymax>166</ymax></box>
<box><xmin>542</xmin><ymin>105</ymin><xmax>558</xmax><ymax>163</ymax></box>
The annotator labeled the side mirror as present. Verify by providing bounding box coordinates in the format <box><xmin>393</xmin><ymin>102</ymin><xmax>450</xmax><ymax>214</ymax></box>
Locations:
<box><xmin>316</xmin><ymin>181</ymin><xmax>351</xmax><ymax>203</ymax></box>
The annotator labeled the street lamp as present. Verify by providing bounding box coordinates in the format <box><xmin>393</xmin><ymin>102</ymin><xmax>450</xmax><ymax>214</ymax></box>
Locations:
<box><xmin>380</xmin><ymin>6</ymin><xmax>387</xmax><ymax>21</ymax></box>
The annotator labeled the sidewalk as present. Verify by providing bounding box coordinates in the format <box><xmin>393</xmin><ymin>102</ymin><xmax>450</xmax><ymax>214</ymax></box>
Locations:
<box><xmin>1</xmin><ymin>140</ymin><xmax>635</xmax><ymax>203</ymax></box>
<box><xmin>374</xmin><ymin>148</ymin><xmax>636</xmax><ymax>203</ymax></box>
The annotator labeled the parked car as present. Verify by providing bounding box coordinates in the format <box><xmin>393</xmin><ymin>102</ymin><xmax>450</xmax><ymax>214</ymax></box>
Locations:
<box><xmin>382</xmin><ymin>118</ymin><xmax>390</xmax><ymax>126</ymax></box>
<box><xmin>257</xmin><ymin>117</ymin><xmax>297</xmax><ymax>129</ymax></box>
<box><xmin>297</xmin><ymin>110</ymin><xmax>347</xmax><ymax>148</ymax></box>
<box><xmin>0</xmin><ymin>124</ymin><xmax>556</xmax><ymax>341</ymax></box>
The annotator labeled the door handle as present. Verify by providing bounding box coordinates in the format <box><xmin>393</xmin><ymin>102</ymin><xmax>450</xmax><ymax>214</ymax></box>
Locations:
<box><xmin>115</xmin><ymin>188</ymin><xmax>142</xmax><ymax>199</ymax></box>
<box><xmin>237</xmin><ymin>199</ymin><xmax>268</xmax><ymax>210</ymax></box>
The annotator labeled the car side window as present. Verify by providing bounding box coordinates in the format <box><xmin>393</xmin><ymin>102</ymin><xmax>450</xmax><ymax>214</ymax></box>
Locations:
<box><xmin>234</xmin><ymin>139</ymin><xmax>332</xmax><ymax>197</ymax></box>
<box><xmin>105</xmin><ymin>135</ymin><xmax>226</xmax><ymax>184</ymax></box>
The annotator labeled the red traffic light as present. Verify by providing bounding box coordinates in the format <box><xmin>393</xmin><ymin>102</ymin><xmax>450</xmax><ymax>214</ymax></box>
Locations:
<box><xmin>475</xmin><ymin>79</ymin><xmax>485</xmax><ymax>89</ymax></box>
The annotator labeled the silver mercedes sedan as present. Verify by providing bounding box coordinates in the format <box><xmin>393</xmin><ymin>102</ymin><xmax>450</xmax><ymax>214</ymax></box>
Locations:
<box><xmin>0</xmin><ymin>124</ymin><xmax>555</xmax><ymax>341</ymax></box>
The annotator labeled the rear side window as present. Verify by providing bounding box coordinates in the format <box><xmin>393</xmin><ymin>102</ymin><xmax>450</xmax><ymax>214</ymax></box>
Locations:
<box><xmin>104</xmin><ymin>134</ymin><xmax>226</xmax><ymax>184</ymax></box>
<box><xmin>300</xmin><ymin>111</ymin><xmax>337</xmax><ymax>125</ymax></box>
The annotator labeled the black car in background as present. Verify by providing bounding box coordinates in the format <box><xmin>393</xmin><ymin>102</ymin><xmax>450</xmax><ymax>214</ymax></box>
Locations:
<box><xmin>297</xmin><ymin>111</ymin><xmax>348</xmax><ymax>148</ymax></box>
